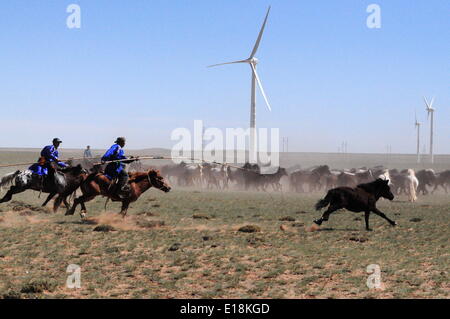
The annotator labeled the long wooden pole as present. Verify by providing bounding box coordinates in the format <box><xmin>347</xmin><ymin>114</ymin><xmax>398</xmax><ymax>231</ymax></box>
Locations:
<box><xmin>0</xmin><ymin>155</ymin><xmax>253</xmax><ymax>172</ymax></box>
<box><xmin>0</xmin><ymin>157</ymin><xmax>101</xmax><ymax>168</ymax></box>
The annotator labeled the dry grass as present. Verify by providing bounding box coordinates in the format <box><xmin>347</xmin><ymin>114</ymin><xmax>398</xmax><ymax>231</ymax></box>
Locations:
<box><xmin>0</xmin><ymin>185</ymin><xmax>448</xmax><ymax>299</ymax></box>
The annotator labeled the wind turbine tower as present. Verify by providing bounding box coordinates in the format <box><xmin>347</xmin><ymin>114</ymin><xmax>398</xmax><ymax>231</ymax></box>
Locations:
<box><xmin>423</xmin><ymin>97</ymin><xmax>436</xmax><ymax>164</ymax></box>
<box><xmin>415</xmin><ymin>112</ymin><xmax>421</xmax><ymax>163</ymax></box>
<box><xmin>209</xmin><ymin>6</ymin><xmax>272</xmax><ymax>162</ymax></box>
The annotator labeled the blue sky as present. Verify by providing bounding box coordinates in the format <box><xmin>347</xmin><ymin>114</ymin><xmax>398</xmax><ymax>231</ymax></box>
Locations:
<box><xmin>0</xmin><ymin>0</ymin><xmax>448</xmax><ymax>153</ymax></box>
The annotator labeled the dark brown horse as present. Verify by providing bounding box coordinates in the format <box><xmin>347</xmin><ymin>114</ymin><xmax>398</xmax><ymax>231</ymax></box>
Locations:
<box><xmin>263</xmin><ymin>167</ymin><xmax>288</xmax><ymax>191</ymax></box>
<box><xmin>41</xmin><ymin>165</ymin><xmax>88</xmax><ymax>212</ymax></box>
<box><xmin>416</xmin><ymin>169</ymin><xmax>436</xmax><ymax>195</ymax></box>
<box><xmin>290</xmin><ymin>165</ymin><xmax>331</xmax><ymax>192</ymax></box>
<box><xmin>66</xmin><ymin>169</ymin><xmax>171</xmax><ymax>218</ymax></box>
<box><xmin>432</xmin><ymin>170</ymin><xmax>450</xmax><ymax>194</ymax></box>
<box><xmin>0</xmin><ymin>165</ymin><xmax>87</xmax><ymax>213</ymax></box>
<box><xmin>242</xmin><ymin>163</ymin><xmax>265</xmax><ymax>191</ymax></box>
<box><xmin>314</xmin><ymin>178</ymin><xmax>397</xmax><ymax>231</ymax></box>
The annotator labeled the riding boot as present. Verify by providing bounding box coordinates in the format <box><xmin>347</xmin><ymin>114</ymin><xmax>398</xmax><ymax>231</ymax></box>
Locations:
<box><xmin>116</xmin><ymin>171</ymin><xmax>130</xmax><ymax>199</ymax></box>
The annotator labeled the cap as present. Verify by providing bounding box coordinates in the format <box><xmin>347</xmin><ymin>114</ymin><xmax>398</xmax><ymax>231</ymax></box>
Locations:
<box><xmin>115</xmin><ymin>137</ymin><xmax>126</xmax><ymax>144</ymax></box>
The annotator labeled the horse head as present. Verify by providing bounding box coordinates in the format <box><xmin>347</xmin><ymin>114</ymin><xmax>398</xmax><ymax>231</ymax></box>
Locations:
<box><xmin>376</xmin><ymin>178</ymin><xmax>395</xmax><ymax>201</ymax></box>
<box><xmin>313</xmin><ymin>165</ymin><xmax>331</xmax><ymax>176</ymax></box>
<box><xmin>148</xmin><ymin>170</ymin><xmax>171</xmax><ymax>193</ymax></box>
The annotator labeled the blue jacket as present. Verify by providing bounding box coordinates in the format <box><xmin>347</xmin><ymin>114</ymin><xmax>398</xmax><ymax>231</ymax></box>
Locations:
<box><xmin>102</xmin><ymin>144</ymin><xmax>127</xmax><ymax>178</ymax></box>
<box><xmin>29</xmin><ymin>145</ymin><xmax>66</xmax><ymax>174</ymax></box>
<box><xmin>41</xmin><ymin>145</ymin><xmax>67</xmax><ymax>168</ymax></box>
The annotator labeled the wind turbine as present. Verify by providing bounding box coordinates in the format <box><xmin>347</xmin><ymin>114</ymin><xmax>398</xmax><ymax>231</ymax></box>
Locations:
<box><xmin>423</xmin><ymin>97</ymin><xmax>436</xmax><ymax>164</ymax></box>
<box><xmin>208</xmin><ymin>6</ymin><xmax>272</xmax><ymax>162</ymax></box>
<box><xmin>414</xmin><ymin>111</ymin><xmax>421</xmax><ymax>163</ymax></box>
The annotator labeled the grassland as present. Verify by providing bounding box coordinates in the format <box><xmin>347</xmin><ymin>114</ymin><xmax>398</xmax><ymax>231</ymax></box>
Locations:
<box><xmin>0</xmin><ymin>186</ymin><xmax>448</xmax><ymax>299</ymax></box>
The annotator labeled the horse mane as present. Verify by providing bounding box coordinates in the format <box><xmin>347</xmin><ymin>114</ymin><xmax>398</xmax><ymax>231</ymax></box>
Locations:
<box><xmin>63</xmin><ymin>164</ymin><xmax>84</xmax><ymax>175</ymax></box>
<box><xmin>129</xmin><ymin>171</ymin><xmax>148</xmax><ymax>183</ymax></box>
<box><xmin>129</xmin><ymin>169</ymin><xmax>162</xmax><ymax>183</ymax></box>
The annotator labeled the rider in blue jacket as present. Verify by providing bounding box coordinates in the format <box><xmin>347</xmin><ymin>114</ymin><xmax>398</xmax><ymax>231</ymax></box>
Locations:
<box><xmin>29</xmin><ymin>138</ymin><xmax>67</xmax><ymax>175</ymax></box>
<box><xmin>102</xmin><ymin>137</ymin><xmax>134</xmax><ymax>198</ymax></box>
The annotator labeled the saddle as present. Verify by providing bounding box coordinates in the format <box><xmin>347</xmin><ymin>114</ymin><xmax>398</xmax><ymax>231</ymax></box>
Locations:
<box><xmin>103</xmin><ymin>173</ymin><xmax>132</xmax><ymax>199</ymax></box>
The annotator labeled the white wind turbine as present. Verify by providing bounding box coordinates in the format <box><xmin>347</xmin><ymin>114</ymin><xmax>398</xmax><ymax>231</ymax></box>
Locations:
<box><xmin>423</xmin><ymin>96</ymin><xmax>436</xmax><ymax>164</ymax></box>
<box><xmin>208</xmin><ymin>6</ymin><xmax>272</xmax><ymax>161</ymax></box>
<box><xmin>414</xmin><ymin>111</ymin><xmax>421</xmax><ymax>163</ymax></box>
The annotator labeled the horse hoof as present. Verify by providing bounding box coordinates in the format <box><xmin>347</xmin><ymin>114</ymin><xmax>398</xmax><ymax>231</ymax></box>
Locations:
<box><xmin>313</xmin><ymin>219</ymin><xmax>322</xmax><ymax>226</ymax></box>
<box><xmin>391</xmin><ymin>222</ymin><xmax>398</xmax><ymax>227</ymax></box>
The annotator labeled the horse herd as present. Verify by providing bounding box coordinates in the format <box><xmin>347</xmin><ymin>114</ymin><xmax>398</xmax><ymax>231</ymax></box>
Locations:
<box><xmin>159</xmin><ymin>162</ymin><xmax>449</xmax><ymax>202</ymax></box>
<box><xmin>0</xmin><ymin>159</ymin><xmax>448</xmax><ymax>221</ymax></box>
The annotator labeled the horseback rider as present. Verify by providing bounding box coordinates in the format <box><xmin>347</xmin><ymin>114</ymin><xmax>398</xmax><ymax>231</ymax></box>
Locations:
<box><xmin>101</xmin><ymin>137</ymin><xmax>136</xmax><ymax>198</ymax></box>
<box><xmin>28</xmin><ymin>138</ymin><xmax>68</xmax><ymax>189</ymax></box>
<box><xmin>29</xmin><ymin>138</ymin><xmax>67</xmax><ymax>175</ymax></box>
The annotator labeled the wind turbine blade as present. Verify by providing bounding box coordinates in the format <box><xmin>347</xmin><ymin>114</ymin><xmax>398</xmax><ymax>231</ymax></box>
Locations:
<box><xmin>423</xmin><ymin>96</ymin><xmax>430</xmax><ymax>109</ymax></box>
<box><xmin>207</xmin><ymin>60</ymin><xmax>248</xmax><ymax>68</ymax></box>
<box><xmin>249</xmin><ymin>6</ymin><xmax>271</xmax><ymax>59</ymax></box>
<box><xmin>429</xmin><ymin>97</ymin><xmax>435</xmax><ymax>108</ymax></box>
<box><xmin>250</xmin><ymin>63</ymin><xmax>271</xmax><ymax>111</ymax></box>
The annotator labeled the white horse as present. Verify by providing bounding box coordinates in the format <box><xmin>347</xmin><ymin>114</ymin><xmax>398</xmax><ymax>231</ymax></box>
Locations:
<box><xmin>378</xmin><ymin>169</ymin><xmax>392</xmax><ymax>186</ymax></box>
<box><xmin>404</xmin><ymin>169</ymin><xmax>419</xmax><ymax>202</ymax></box>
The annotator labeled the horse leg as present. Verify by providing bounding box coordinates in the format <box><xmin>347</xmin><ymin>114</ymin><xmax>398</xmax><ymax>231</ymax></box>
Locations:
<box><xmin>0</xmin><ymin>185</ymin><xmax>25</xmax><ymax>203</ymax></box>
<box><xmin>66</xmin><ymin>194</ymin><xmax>93</xmax><ymax>217</ymax></box>
<box><xmin>431</xmin><ymin>183</ymin><xmax>439</xmax><ymax>194</ymax></box>
<box><xmin>371</xmin><ymin>207</ymin><xmax>397</xmax><ymax>227</ymax></box>
<box><xmin>62</xmin><ymin>196</ymin><xmax>71</xmax><ymax>211</ymax></box>
<box><xmin>42</xmin><ymin>192</ymin><xmax>56</xmax><ymax>207</ymax></box>
<box><xmin>66</xmin><ymin>196</ymin><xmax>80</xmax><ymax>215</ymax></box>
<box><xmin>77</xmin><ymin>195</ymin><xmax>97</xmax><ymax>219</ymax></box>
<box><xmin>119</xmin><ymin>201</ymin><xmax>130</xmax><ymax>218</ymax></box>
<box><xmin>53</xmin><ymin>195</ymin><xmax>65</xmax><ymax>213</ymax></box>
<box><xmin>314</xmin><ymin>205</ymin><xmax>340</xmax><ymax>226</ymax></box>
<box><xmin>364</xmin><ymin>211</ymin><xmax>372</xmax><ymax>231</ymax></box>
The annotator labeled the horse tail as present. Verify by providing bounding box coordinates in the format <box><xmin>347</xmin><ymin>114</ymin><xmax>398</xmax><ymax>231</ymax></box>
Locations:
<box><xmin>0</xmin><ymin>170</ymin><xmax>21</xmax><ymax>189</ymax></box>
<box><xmin>315</xmin><ymin>191</ymin><xmax>332</xmax><ymax>210</ymax></box>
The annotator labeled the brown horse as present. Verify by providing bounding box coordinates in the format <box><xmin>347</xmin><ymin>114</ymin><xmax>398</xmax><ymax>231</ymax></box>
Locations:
<box><xmin>66</xmin><ymin>169</ymin><xmax>171</xmax><ymax>218</ymax></box>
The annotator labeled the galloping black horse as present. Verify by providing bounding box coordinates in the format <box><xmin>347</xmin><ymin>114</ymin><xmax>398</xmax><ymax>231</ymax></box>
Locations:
<box><xmin>314</xmin><ymin>178</ymin><xmax>397</xmax><ymax>231</ymax></box>
<box><xmin>0</xmin><ymin>165</ymin><xmax>86</xmax><ymax>213</ymax></box>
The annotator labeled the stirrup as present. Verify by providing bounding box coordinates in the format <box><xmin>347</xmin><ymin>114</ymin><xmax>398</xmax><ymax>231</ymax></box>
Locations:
<box><xmin>116</xmin><ymin>185</ymin><xmax>130</xmax><ymax>199</ymax></box>
<box><xmin>118</xmin><ymin>191</ymin><xmax>130</xmax><ymax>199</ymax></box>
